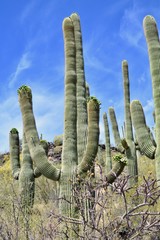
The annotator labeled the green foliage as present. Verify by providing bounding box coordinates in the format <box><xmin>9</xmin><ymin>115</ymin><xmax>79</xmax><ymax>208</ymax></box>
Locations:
<box><xmin>10</xmin><ymin>128</ymin><xmax>18</xmax><ymax>134</ymax></box>
<box><xmin>113</xmin><ymin>154</ymin><xmax>127</xmax><ymax>165</ymax></box>
<box><xmin>53</xmin><ymin>134</ymin><xmax>63</xmax><ymax>146</ymax></box>
<box><xmin>87</xmin><ymin>96</ymin><xmax>101</xmax><ymax>106</ymax></box>
<box><xmin>18</xmin><ymin>85</ymin><xmax>31</xmax><ymax>94</ymax></box>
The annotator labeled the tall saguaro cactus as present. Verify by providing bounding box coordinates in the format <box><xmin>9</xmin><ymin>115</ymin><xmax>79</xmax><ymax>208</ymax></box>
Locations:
<box><xmin>122</xmin><ymin>60</ymin><xmax>138</xmax><ymax>184</ymax></box>
<box><xmin>70</xmin><ymin>14</ymin><xmax>88</xmax><ymax>164</ymax></box>
<box><xmin>109</xmin><ymin>60</ymin><xmax>138</xmax><ymax>185</ymax></box>
<box><xmin>131</xmin><ymin>15</ymin><xmax>160</xmax><ymax>184</ymax></box>
<box><xmin>18</xmin><ymin>13</ymin><xmax>100</xmax><ymax>218</ymax></box>
<box><xmin>17</xmin><ymin>13</ymin><xmax>127</xmax><ymax>221</ymax></box>
<box><xmin>143</xmin><ymin>16</ymin><xmax>160</xmax><ymax>182</ymax></box>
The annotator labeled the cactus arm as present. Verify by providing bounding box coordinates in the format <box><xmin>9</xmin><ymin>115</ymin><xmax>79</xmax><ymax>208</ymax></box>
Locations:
<box><xmin>62</xmin><ymin>16</ymin><xmax>78</xmax><ymax>171</ymax></box>
<box><xmin>33</xmin><ymin>140</ymin><xmax>49</xmax><ymax>178</ymax></box>
<box><xmin>121</xmin><ymin>138</ymin><xmax>129</xmax><ymax>150</ymax></box>
<box><xmin>34</xmin><ymin>167</ymin><xmax>42</xmax><ymax>178</ymax></box>
<box><xmin>77</xmin><ymin>97</ymin><xmax>100</xmax><ymax>176</ymax></box>
<box><xmin>18</xmin><ymin>86</ymin><xmax>60</xmax><ymax>181</ymax></box>
<box><xmin>106</xmin><ymin>156</ymin><xmax>127</xmax><ymax>184</ymax></box>
<box><xmin>40</xmin><ymin>140</ymin><xmax>49</xmax><ymax>156</ymax></box>
<box><xmin>108</xmin><ymin>107</ymin><xmax>124</xmax><ymax>153</ymax></box>
<box><xmin>143</xmin><ymin>16</ymin><xmax>160</xmax><ymax>181</ymax></box>
<box><xmin>131</xmin><ymin>100</ymin><xmax>156</xmax><ymax>159</ymax></box>
<box><xmin>103</xmin><ymin>112</ymin><xmax>112</xmax><ymax>173</ymax></box>
<box><xmin>9</xmin><ymin>128</ymin><xmax>20</xmax><ymax>180</ymax></box>
<box><xmin>70</xmin><ymin>13</ymin><xmax>88</xmax><ymax>164</ymax></box>
<box><xmin>19</xmin><ymin>133</ymin><xmax>35</xmax><ymax>208</ymax></box>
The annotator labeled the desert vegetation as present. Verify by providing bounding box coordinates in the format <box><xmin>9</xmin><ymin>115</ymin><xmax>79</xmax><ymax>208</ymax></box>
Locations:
<box><xmin>0</xmin><ymin>13</ymin><xmax>160</xmax><ymax>240</ymax></box>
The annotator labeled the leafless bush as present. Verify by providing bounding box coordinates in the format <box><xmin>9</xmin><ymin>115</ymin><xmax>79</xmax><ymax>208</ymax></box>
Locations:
<box><xmin>0</xmin><ymin>174</ymin><xmax>159</xmax><ymax>239</ymax></box>
<box><xmin>48</xmin><ymin>174</ymin><xmax>160</xmax><ymax>239</ymax></box>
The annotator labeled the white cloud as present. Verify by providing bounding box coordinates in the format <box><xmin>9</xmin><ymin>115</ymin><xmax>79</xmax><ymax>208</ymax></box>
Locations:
<box><xmin>33</xmin><ymin>91</ymin><xmax>64</xmax><ymax>139</ymax></box>
<box><xmin>0</xmin><ymin>96</ymin><xmax>22</xmax><ymax>153</ymax></box>
<box><xmin>84</xmin><ymin>39</ymin><xmax>114</xmax><ymax>74</ymax></box>
<box><xmin>138</xmin><ymin>72</ymin><xmax>146</xmax><ymax>84</ymax></box>
<box><xmin>20</xmin><ymin>2</ymin><xmax>36</xmax><ymax>23</ymax></box>
<box><xmin>99</xmin><ymin>120</ymin><xmax>105</xmax><ymax>144</ymax></box>
<box><xmin>143</xmin><ymin>99</ymin><xmax>154</xmax><ymax>112</ymax></box>
<box><xmin>119</xmin><ymin>5</ymin><xmax>144</xmax><ymax>49</ymax></box>
<box><xmin>0</xmin><ymin>88</ymin><xmax>64</xmax><ymax>153</ymax></box>
<box><xmin>9</xmin><ymin>52</ymin><xmax>32</xmax><ymax>88</ymax></box>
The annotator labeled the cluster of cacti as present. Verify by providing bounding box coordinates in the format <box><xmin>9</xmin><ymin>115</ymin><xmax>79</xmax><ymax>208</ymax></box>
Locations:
<box><xmin>107</xmin><ymin>59</ymin><xmax>139</xmax><ymax>186</ymax></box>
<box><xmin>16</xmin><ymin>14</ymin><xmax>101</xmax><ymax>219</ymax></box>
<box><xmin>131</xmin><ymin>15</ymin><xmax>160</xmax><ymax>185</ymax></box>
<box><xmin>8</xmin><ymin>13</ymin><xmax>129</xmax><ymax>224</ymax></box>
<box><xmin>101</xmin><ymin>112</ymin><xmax>126</xmax><ymax>182</ymax></box>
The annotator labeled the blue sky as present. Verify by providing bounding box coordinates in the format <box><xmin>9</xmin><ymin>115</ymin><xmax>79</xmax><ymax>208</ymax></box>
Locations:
<box><xmin>0</xmin><ymin>0</ymin><xmax>159</xmax><ymax>152</ymax></box>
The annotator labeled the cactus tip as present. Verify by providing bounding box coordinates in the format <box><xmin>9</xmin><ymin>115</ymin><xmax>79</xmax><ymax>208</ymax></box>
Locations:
<box><xmin>10</xmin><ymin>128</ymin><xmax>18</xmax><ymax>134</ymax></box>
<box><xmin>87</xmin><ymin>96</ymin><xmax>101</xmax><ymax>106</ymax></box>
<box><xmin>122</xmin><ymin>59</ymin><xmax>128</xmax><ymax>66</ymax></box>
<box><xmin>63</xmin><ymin>17</ymin><xmax>73</xmax><ymax>30</ymax></box>
<box><xmin>70</xmin><ymin>12</ymin><xmax>80</xmax><ymax>20</ymax></box>
<box><xmin>17</xmin><ymin>85</ymin><xmax>32</xmax><ymax>100</ymax></box>
<box><xmin>143</xmin><ymin>15</ymin><xmax>156</xmax><ymax>28</ymax></box>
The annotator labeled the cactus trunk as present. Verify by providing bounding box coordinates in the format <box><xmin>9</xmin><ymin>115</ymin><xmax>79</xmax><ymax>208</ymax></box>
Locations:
<box><xmin>60</xmin><ymin>16</ymin><xmax>78</xmax><ymax>216</ymax></box>
<box><xmin>103</xmin><ymin>112</ymin><xmax>112</xmax><ymax>174</ymax></box>
<box><xmin>143</xmin><ymin>16</ymin><xmax>160</xmax><ymax>182</ymax></box>
<box><xmin>122</xmin><ymin>60</ymin><xmax>138</xmax><ymax>184</ymax></box>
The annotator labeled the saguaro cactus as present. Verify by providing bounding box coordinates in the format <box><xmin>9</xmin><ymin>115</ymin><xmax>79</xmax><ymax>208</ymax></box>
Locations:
<box><xmin>9</xmin><ymin>129</ymin><xmax>35</xmax><ymax>210</ymax></box>
<box><xmin>131</xmin><ymin>15</ymin><xmax>160</xmax><ymax>184</ymax></box>
<box><xmin>9</xmin><ymin>128</ymin><xmax>20</xmax><ymax>180</ymax></box>
<box><xmin>108</xmin><ymin>107</ymin><xmax>124</xmax><ymax>153</ymax></box>
<box><xmin>122</xmin><ymin>60</ymin><xmax>138</xmax><ymax>184</ymax></box>
<box><xmin>103</xmin><ymin>112</ymin><xmax>112</xmax><ymax>174</ymax></box>
<box><xmin>132</xmin><ymin>16</ymin><xmax>160</xmax><ymax>179</ymax></box>
<box><xmin>131</xmin><ymin>100</ymin><xmax>156</xmax><ymax>159</ymax></box>
<box><xmin>70</xmin><ymin>13</ymin><xmax>88</xmax><ymax>164</ymax></box>
<box><xmin>143</xmin><ymin>15</ymin><xmax>160</xmax><ymax>182</ymax></box>
<box><xmin>108</xmin><ymin>60</ymin><xmax>138</xmax><ymax>185</ymax></box>
<box><xmin>103</xmin><ymin>112</ymin><xmax>126</xmax><ymax>183</ymax></box>
<box><xmin>17</xmin><ymin>13</ymin><xmax>127</xmax><ymax>221</ymax></box>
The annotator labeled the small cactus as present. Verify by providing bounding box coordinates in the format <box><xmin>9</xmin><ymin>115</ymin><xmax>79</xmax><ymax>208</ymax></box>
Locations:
<box><xmin>10</xmin><ymin>129</ymin><xmax>35</xmax><ymax>211</ymax></box>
